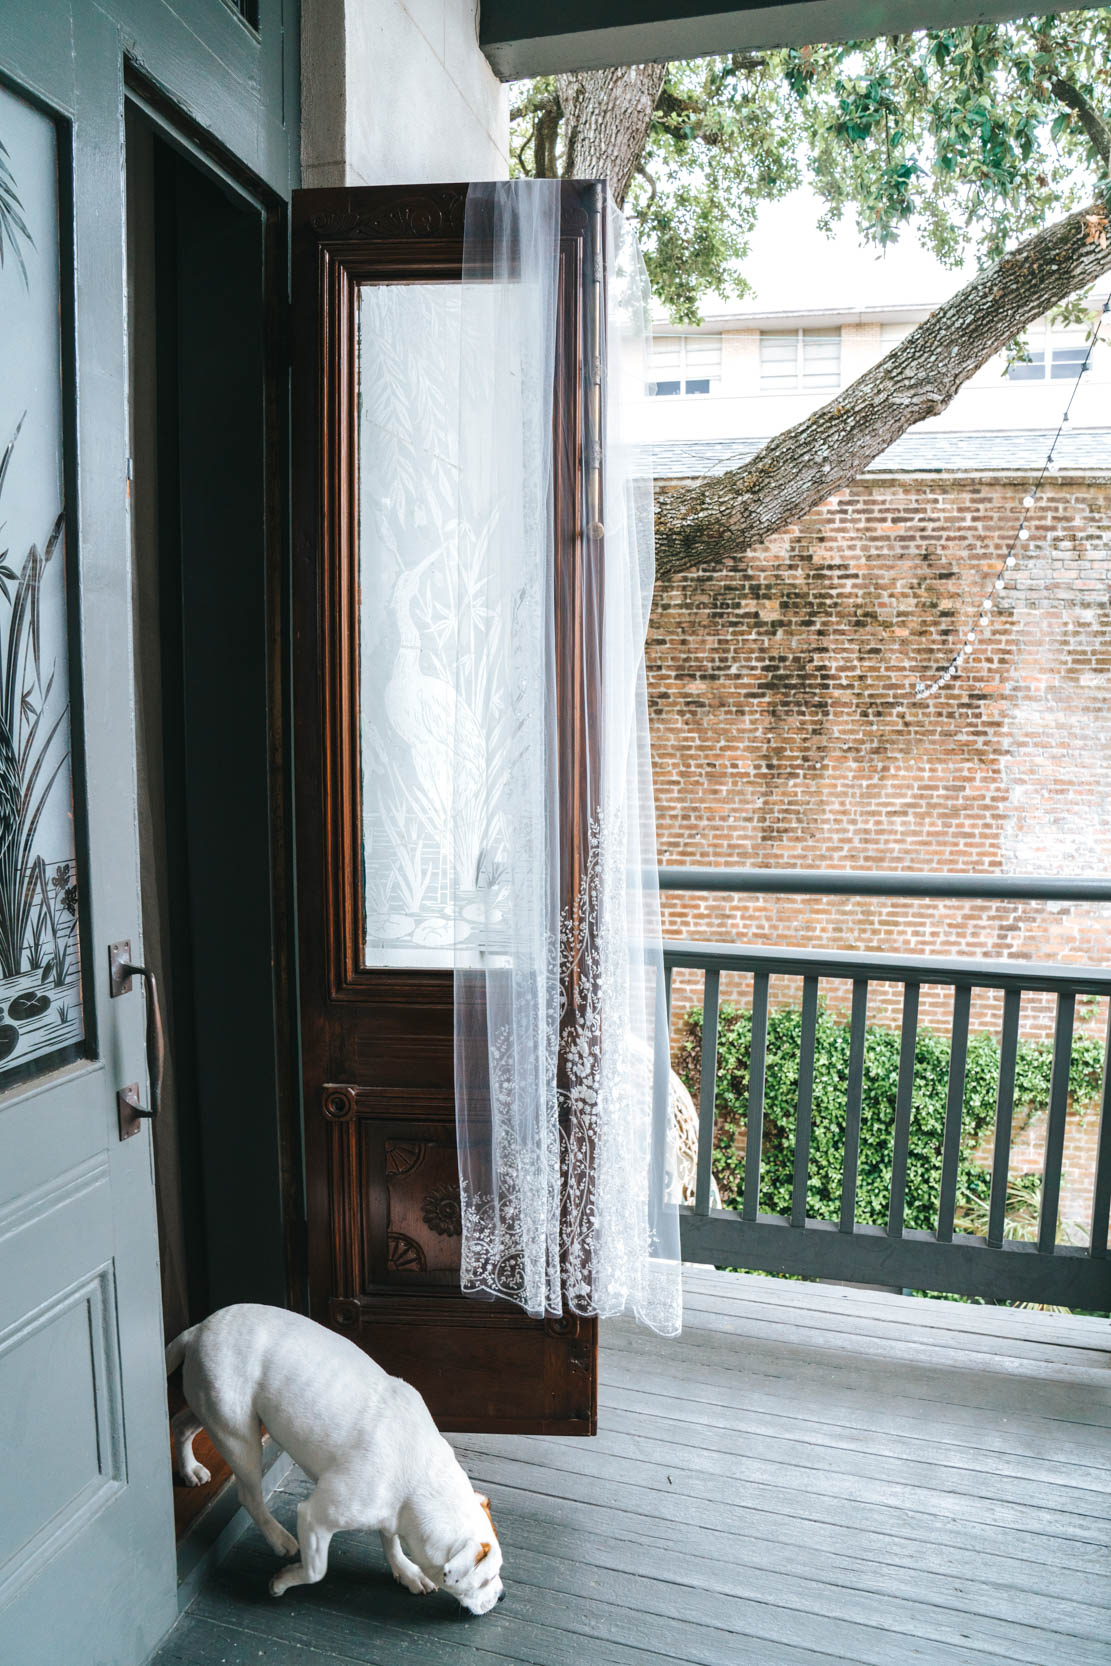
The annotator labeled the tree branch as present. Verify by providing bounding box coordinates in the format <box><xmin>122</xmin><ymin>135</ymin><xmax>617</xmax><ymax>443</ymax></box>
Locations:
<box><xmin>533</xmin><ymin>99</ymin><xmax>561</xmax><ymax>180</ymax></box>
<box><xmin>1050</xmin><ymin>77</ymin><xmax>1111</xmax><ymax>168</ymax></box>
<box><xmin>653</xmin><ymin>197</ymin><xmax>1111</xmax><ymax>582</ymax></box>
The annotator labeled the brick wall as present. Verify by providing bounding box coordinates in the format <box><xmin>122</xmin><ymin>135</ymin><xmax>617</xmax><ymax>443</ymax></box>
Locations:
<box><xmin>648</xmin><ymin>470</ymin><xmax>1111</xmax><ymax>1235</ymax></box>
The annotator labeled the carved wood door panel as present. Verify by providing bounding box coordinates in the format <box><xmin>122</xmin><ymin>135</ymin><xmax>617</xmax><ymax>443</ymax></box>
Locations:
<box><xmin>291</xmin><ymin>184</ymin><xmax>599</xmax><ymax>1434</ymax></box>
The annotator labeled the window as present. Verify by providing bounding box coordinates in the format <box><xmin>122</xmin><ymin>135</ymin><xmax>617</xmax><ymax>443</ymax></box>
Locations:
<box><xmin>1008</xmin><ymin>352</ymin><xmax>1047</xmax><ymax>382</ymax></box>
<box><xmin>1006</xmin><ymin>321</ymin><xmax>1090</xmax><ymax>382</ymax></box>
<box><xmin>759</xmin><ymin>329</ymin><xmax>841</xmax><ymax>392</ymax></box>
<box><xmin>647</xmin><ymin>333</ymin><xmax>722</xmax><ymax>396</ymax></box>
<box><xmin>1051</xmin><ymin>345</ymin><xmax>1089</xmax><ymax>380</ymax></box>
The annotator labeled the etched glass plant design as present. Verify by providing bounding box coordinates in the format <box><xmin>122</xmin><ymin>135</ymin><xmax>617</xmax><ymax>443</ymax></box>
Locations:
<box><xmin>0</xmin><ymin>86</ymin><xmax>84</xmax><ymax>1075</ymax></box>
<box><xmin>357</xmin><ymin>283</ymin><xmax>513</xmax><ymax>966</ymax></box>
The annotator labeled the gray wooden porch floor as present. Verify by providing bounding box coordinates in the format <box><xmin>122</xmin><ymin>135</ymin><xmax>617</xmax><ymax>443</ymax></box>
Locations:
<box><xmin>151</xmin><ymin>1267</ymin><xmax>1111</xmax><ymax>1666</ymax></box>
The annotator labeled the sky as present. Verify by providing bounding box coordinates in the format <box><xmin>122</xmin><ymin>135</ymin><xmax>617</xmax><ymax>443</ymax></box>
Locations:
<box><xmin>736</xmin><ymin>189</ymin><xmax>979</xmax><ymax>312</ymax></box>
<box><xmin>688</xmin><ymin>186</ymin><xmax>981</xmax><ymax>319</ymax></box>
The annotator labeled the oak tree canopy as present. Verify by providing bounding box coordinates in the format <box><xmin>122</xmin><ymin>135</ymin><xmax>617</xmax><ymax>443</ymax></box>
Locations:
<box><xmin>512</xmin><ymin>15</ymin><xmax>1111</xmax><ymax>580</ymax></box>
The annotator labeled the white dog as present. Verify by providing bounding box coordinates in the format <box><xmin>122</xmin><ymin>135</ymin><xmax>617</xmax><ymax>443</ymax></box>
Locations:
<box><xmin>166</xmin><ymin>1304</ymin><xmax>504</xmax><ymax>1615</ymax></box>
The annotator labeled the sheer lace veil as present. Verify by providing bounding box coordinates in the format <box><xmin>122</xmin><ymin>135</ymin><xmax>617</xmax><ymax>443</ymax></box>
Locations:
<box><xmin>452</xmin><ymin>179</ymin><xmax>682</xmax><ymax>1338</ymax></box>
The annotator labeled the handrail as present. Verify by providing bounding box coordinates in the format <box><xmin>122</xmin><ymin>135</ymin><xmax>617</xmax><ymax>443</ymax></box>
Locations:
<box><xmin>662</xmin><ymin>939</ymin><xmax>1111</xmax><ymax>996</ymax></box>
<box><xmin>659</xmin><ymin>866</ymin><xmax>1111</xmax><ymax>903</ymax></box>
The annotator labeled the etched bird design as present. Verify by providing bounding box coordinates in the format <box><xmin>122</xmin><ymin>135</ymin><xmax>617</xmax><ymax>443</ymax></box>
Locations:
<box><xmin>384</xmin><ymin>548</ymin><xmax>488</xmax><ymax>892</ymax></box>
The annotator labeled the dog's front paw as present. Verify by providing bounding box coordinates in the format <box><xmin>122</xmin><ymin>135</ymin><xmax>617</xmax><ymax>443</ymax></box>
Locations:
<box><xmin>270</xmin><ymin>1566</ymin><xmax>299</xmax><ymax>1597</ymax></box>
<box><xmin>267</xmin><ymin>1524</ymin><xmax>300</xmax><ymax>1558</ymax></box>
<box><xmin>394</xmin><ymin>1566</ymin><xmax>436</xmax><ymax>1595</ymax></box>
<box><xmin>179</xmin><ymin>1459</ymin><xmax>211</xmax><ymax>1488</ymax></box>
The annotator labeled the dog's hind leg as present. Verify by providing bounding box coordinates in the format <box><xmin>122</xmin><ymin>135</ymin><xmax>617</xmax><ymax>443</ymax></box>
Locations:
<box><xmin>171</xmin><ymin>1406</ymin><xmax>210</xmax><ymax>1488</ymax></box>
<box><xmin>205</xmin><ymin>1416</ymin><xmax>298</xmax><ymax>1559</ymax></box>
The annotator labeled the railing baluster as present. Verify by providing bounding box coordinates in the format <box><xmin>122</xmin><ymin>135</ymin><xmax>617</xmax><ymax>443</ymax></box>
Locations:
<box><xmin>1089</xmin><ymin>1002</ymin><xmax>1111</xmax><ymax>1258</ymax></box>
<box><xmin>695</xmin><ymin>968</ymin><xmax>720</xmax><ymax>1217</ymax></box>
<box><xmin>743</xmin><ymin>972</ymin><xmax>770</xmax><ymax>1223</ymax></box>
<box><xmin>791</xmin><ymin>976</ymin><xmax>820</xmax><ymax>1228</ymax></box>
<box><xmin>937</xmin><ymin>983</ymin><xmax>972</xmax><ymax>1242</ymax></box>
<box><xmin>1038</xmin><ymin>992</ymin><xmax>1075</xmax><ymax>1254</ymax></box>
<box><xmin>887</xmin><ymin>982</ymin><xmax>920</xmax><ymax>1239</ymax></box>
<box><xmin>840</xmin><ymin>979</ymin><xmax>869</xmax><ymax>1234</ymax></box>
<box><xmin>663</xmin><ymin>913</ymin><xmax>1111</xmax><ymax>1308</ymax></box>
<box><xmin>988</xmin><ymin>989</ymin><xmax>1022</xmax><ymax>1249</ymax></box>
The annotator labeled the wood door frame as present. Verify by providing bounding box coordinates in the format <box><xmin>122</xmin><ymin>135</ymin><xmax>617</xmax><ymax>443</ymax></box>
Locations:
<box><xmin>291</xmin><ymin>183</ymin><xmax>600</xmax><ymax>1434</ymax></box>
<box><xmin>124</xmin><ymin>63</ymin><xmax>305</xmax><ymax>1321</ymax></box>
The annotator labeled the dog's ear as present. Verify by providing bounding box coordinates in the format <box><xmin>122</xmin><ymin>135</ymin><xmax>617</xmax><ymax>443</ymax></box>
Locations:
<box><xmin>443</xmin><ymin>1539</ymin><xmax>481</xmax><ymax>1587</ymax></box>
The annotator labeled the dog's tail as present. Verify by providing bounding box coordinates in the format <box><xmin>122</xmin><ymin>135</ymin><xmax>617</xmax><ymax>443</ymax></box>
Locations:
<box><xmin>165</xmin><ymin>1325</ymin><xmax>197</xmax><ymax>1376</ymax></box>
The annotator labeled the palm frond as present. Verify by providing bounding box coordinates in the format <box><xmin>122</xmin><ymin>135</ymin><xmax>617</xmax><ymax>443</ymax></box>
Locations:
<box><xmin>0</xmin><ymin>139</ymin><xmax>34</xmax><ymax>287</ymax></box>
<box><xmin>0</xmin><ymin>424</ymin><xmax>73</xmax><ymax>977</ymax></box>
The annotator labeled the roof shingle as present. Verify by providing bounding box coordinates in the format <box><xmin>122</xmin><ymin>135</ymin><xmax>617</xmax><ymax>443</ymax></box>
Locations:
<box><xmin>640</xmin><ymin>428</ymin><xmax>1111</xmax><ymax>480</ymax></box>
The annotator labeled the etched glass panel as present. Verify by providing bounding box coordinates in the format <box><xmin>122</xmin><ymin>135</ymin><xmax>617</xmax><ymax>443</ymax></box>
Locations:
<box><xmin>358</xmin><ymin>280</ymin><xmax>529</xmax><ymax>969</ymax></box>
<box><xmin>0</xmin><ymin>86</ymin><xmax>85</xmax><ymax>1077</ymax></box>
<box><xmin>358</xmin><ymin>284</ymin><xmax>464</xmax><ymax>968</ymax></box>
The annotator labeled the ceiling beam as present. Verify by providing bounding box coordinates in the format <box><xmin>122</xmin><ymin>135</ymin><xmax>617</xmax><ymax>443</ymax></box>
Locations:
<box><xmin>479</xmin><ymin>0</ymin><xmax>1091</xmax><ymax>79</ymax></box>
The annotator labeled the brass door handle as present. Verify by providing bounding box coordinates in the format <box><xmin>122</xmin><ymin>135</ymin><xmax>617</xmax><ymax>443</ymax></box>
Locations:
<box><xmin>108</xmin><ymin>940</ymin><xmax>165</xmax><ymax>1122</ymax></box>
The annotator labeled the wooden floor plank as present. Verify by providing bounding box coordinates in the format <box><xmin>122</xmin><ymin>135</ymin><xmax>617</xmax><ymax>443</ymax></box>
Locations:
<box><xmin>484</xmin><ymin>1511</ymin><xmax>1111</xmax><ymax>1665</ymax></box>
<box><xmin>680</xmin><ymin>1284</ymin><xmax>1111</xmax><ymax>1366</ymax></box>
<box><xmin>202</xmin><ymin>1525</ymin><xmax>866</xmax><ymax>1666</ymax></box>
<box><xmin>589</xmin><ymin>1401</ymin><xmax>1111</xmax><ymax>1516</ymax></box>
<box><xmin>622</xmin><ymin>1301</ymin><xmax>1111</xmax><ymax>1383</ymax></box>
<box><xmin>467</xmin><ymin>1485</ymin><xmax>1111</xmax><ymax>1630</ymax></box>
<box><xmin>680</xmin><ymin>1266</ymin><xmax>1111</xmax><ymax>1347</ymax></box>
<box><xmin>599</xmin><ymin>1357</ymin><xmax>1111</xmax><ymax>1465</ymax></box>
<box><xmin>599</xmin><ymin>1379</ymin><xmax>1111</xmax><ymax>1490</ymax></box>
<box><xmin>148</xmin><ymin>1267</ymin><xmax>1111</xmax><ymax>1666</ymax></box>
<box><xmin>454</xmin><ymin>1447</ymin><xmax>1109</xmax><ymax>1588</ymax></box>
<box><xmin>455</xmin><ymin>1459</ymin><xmax>1111</xmax><ymax>1609</ymax></box>
<box><xmin>452</xmin><ymin>1434</ymin><xmax>1109</xmax><ymax>1563</ymax></box>
<box><xmin>253</xmin><ymin>1513</ymin><xmax>996</xmax><ymax>1666</ymax></box>
<box><xmin>603</xmin><ymin>1324</ymin><xmax>1111</xmax><ymax>1421</ymax></box>
<box><xmin>456</xmin><ymin>1423</ymin><xmax>1111</xmax><ymax>1541</ymax></box>
<box><xmin>151</xmin><ymin>1612</ymin><xmax>370</xmax><ymax>1665</ymax></box>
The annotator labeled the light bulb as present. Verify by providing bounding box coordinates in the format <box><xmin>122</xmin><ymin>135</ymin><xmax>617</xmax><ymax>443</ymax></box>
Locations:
<box><xmin>1018</xmin><ymin>528</ymin><xmax>1029</xmax><ymax>540</ymax></box>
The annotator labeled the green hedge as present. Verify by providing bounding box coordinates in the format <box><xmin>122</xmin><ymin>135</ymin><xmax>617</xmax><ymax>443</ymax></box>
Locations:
<box><xmin>675</xmin><ymin>1003</ymin><xmax>1105</xmax><ymax>1232</ymax></box>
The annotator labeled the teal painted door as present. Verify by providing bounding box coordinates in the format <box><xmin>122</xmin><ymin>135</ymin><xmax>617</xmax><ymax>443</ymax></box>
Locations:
<box><xmin>0</xmin><ymin>16</ymin><xmax>178</xmax><ymax>1666</ymax></box>
<box><xmin>0</xmin><ymin>5</ymin><xmax>296</xmax><ymax>1664</ymax></box>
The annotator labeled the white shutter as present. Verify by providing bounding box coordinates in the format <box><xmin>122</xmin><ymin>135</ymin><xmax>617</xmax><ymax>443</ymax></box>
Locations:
<box><xmin>802</xmin><ymin>330</ymin><xmax>840</xmax><ymax>389</ymax></box>
<box><xmin>760</xmin><ymin>330</ymin><xmax>799</xmax><ymax>389</ymax></box>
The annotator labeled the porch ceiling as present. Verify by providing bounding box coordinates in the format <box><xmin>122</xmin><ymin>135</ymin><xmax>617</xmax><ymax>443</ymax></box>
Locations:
<box><xmin>479</xmin><ymin>0</ymin><xmax>1096</xmax><ymax>78</ymax></box>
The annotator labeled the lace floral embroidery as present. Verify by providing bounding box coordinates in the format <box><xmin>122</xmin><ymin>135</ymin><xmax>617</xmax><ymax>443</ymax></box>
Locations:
<box><xmin>459</xmin><ymin>811</ymin><xmax>681</xmax><ymax>1336</ymax></box>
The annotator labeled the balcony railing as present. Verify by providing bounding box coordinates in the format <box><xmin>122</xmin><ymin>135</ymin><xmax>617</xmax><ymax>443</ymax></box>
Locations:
<box><xmin>659</xmin><ymin>868</ymin><xmax>1111</xmax><ymax>1309</ymax></box>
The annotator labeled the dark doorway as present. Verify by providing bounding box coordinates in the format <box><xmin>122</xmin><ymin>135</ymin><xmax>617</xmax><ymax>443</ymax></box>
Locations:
<box><xmin>126</xmin><ymin>104</ymin><xmax>291</xmax><ymax>1367</ymax></box>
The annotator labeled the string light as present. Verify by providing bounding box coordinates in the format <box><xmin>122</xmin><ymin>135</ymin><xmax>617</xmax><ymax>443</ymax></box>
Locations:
<box><xmin>914</xmin><ymin>299</ymin><xmax>1109</xmax><ymax>700</ymax></box>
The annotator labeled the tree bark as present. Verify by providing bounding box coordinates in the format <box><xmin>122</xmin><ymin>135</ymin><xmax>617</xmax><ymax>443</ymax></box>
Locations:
<box><xmin>533</xmin><ymin>100</ymin><xmax>561</xmax><ymax>179</ymax></box>
<box><xmin>556</xmin><ymin>65</ymin><xmax>667</xmax><ymax>209</ymax></box>
<box><xmin>653</xmin><ymin>199</ymin><xmax>1111</xmax><ymax>582</ymax></box>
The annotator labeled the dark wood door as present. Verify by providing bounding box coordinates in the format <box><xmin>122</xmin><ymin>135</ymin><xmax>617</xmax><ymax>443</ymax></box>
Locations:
<box><xmin>291</xmin><ymin>183</ymin><xmax>599</xmax><ymax>1434</ymax></box>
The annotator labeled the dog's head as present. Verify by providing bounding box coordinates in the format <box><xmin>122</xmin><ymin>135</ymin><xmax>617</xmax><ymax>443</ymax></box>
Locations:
<box><xmin>440</xmin><ymin>1492</ymin><xmax>504</xmax><ymax>1616</ymax></box>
